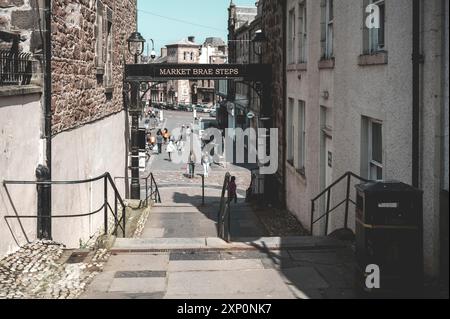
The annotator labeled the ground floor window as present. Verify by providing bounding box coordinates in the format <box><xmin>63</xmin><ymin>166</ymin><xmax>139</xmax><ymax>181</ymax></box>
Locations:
<box><xmin>362</xmin><ymin>116</ymin><xmax>383</xmax><ymax>180</ymax></box>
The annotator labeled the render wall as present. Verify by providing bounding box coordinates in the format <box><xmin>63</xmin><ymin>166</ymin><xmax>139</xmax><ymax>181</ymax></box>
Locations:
<box><xmin>51</xmin><ymin>111</ymin><xmax>126</xmax><ymax>248</ymax></box>
<box><xmin>0</xmin><ymin>92</ymin><xmax>43</xmax><ymax>257</ymax></box>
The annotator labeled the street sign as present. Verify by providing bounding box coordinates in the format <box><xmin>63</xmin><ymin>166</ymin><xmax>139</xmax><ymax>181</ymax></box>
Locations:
<box><xmin>247</xmin><ymin>111</ymin><xmax>256</xmax><ymax>119</ymax></box>
<box><xmin>125</xmin><ymin>64</ymin><xmax>271</xmax><ymax>82</ymax></box>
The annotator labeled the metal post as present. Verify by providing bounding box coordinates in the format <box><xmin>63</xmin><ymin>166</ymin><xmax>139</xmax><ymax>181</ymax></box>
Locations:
<box><xmin>104</xmin><ymin>176</ymin><xmax>108</xmax><ymax>235</ymax></box>
<box><xmin>325</xmin><ymin>189</ymin><xmax>331</xmax><ymax>236</ymax></box>
<box><xmin>36</xmin><ymin>165</ymin><xmax>52</xmax><ymax>240</ymax></box>
<box><xmin>145</xmin><ymin>176</ymin><xmax>149</xmax><ymax>207</ymax></box>
<box><xmin>114</xmin><ymin>192</ymin><xmax>118</xmax><ymax>236</ymax></box>
<box><xmin>344</xmin><ymin>173</ymin><xmax>352</xmax><ymax>229</ymax></box>
<box><xmin>122</xmin><ymin>207</ymin><xmax>126</xmax><ymax>237</ymax></box>
<box><xmin>310</xmin><ymin>200</ymin><xmax>315</xmax><ymax>236</ymax></box>
<box><xmin>202</xmin><ymin>175</ymin><xmax>205</xmax><ymax>206</ymax></box>
<box><xmin>130</xmin><ymin>81</ymin><xmax>141</xmax><ymax>200</ymax></box>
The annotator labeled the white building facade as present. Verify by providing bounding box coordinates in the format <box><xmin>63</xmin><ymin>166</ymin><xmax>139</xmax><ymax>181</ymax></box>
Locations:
<box><xmin>284</xmin><ymin>0</ymin><xmax>448</xmax><ymax>280</ymax></box>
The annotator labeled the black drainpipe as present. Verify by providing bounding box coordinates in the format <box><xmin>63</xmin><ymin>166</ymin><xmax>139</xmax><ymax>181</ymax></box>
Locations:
<box><xmin>37</xmin><ymin>0</ymin><xmax>52</xmax><ymax>240</ymax></box>
<box><xmin>412</xmin><ymin>0</ymin><xmax>422</xmax><ymax>188</ymax></box>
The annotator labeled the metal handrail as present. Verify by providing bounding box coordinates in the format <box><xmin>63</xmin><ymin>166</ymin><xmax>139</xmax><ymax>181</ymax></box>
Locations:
<box><xmin>3</xmin><ymin>172</ymin><xmax>127</xmax><ymax>243</ymax></box>
<box><xmin>310</xmin><ymin>172</ymin><xmax>369</xmax><ymax>236</ymax></box>
<box><xmin>114</xmin><ymin>172</ymin><xmax>161</xmax><ymax>207</ymax></box>
<box><xmin>218</xmin><ymin>172</ymin><xmax>231</xmax><ymax>242</ymax></box>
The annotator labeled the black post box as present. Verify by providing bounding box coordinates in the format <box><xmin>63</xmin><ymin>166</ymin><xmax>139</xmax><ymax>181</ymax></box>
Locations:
<box><xmin>355</xmin><ymin>181</ymin><xmax>423</xmax><ymax>297</ymax></box>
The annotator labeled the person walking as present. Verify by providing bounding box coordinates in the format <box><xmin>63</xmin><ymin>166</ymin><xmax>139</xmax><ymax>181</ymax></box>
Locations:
<box><xmin>188</xmin><ymin>151</ymin><xmax>196</xmax><ymax>178</ymax></box>
<box><xmin>201</xmin><ymin>152</ymin><xmax>211</xmax><ymax>178</ymax></box>
<box><xmin>156</xmin><ymin>132</ymin><xmax>164</xmax><ymax>154</ymax></box>
<box><xmin>166</xmin><ymin>139</ymin><xmax>176</xmax><ymax>162</ymax></box>
<box><xmin>227</xmin><ymin>176</ymin><xmax>238</xmax><ymax>204</ymax></box>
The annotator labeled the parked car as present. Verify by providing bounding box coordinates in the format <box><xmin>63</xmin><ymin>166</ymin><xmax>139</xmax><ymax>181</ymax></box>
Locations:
<box><xmin>209</xmin><ymin>109</ymin><xmax>217</xmax><ymax>118</ymax></box>
<box><xmin>178</xmin><ymin>104</ymin><xmax>188</xmax><ymax>111</ymax></box>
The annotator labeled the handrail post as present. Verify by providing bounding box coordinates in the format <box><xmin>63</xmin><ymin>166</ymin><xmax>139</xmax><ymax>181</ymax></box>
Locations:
<box><xmin>114</xmin><ymin>192</ymin><xmax>118</xmax><ymax>236</ymax></box>
<box><xmin>325</xmin><ymin>189</ymin><xmax>331</xmax><ymax>236</ymax></box>
<box><xmin>145</xmin><ymin>176</ymin><xmax>149</xmax><ymax>207</ymax></box>
<box><xmin>310</xmin><ymin>200</ymin><xmax>315</xmax><ymax>236</ymax></box>
<box><xmin>122</xmin><ymin>207</ymin><xmax>126</xmax><ymax>237</ymax></box>
<box><xmin>344</xmin><ymin>173</ymin><xmax>351</xmax><ymax>230</ymax></box>
<box><xmin>104</xmin><ymin>176</ymin><xmax>108</xmax><ymax>235</ymax></box>
<box><xmin>150</xmin><ymin>175</ymin><xmax>154</xmax><ymax>202</ymax></box>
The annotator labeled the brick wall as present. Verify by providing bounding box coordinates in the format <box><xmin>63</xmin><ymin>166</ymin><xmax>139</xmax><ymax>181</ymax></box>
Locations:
<box><xmin>261</xmin><ymin>0</ymin><xmax>286</xmax><ymax>207</ymax></box>
<box><xmin>51</xmin><ymin>0</ymin><xmax>136</xmax><ymax>134</ymax></box>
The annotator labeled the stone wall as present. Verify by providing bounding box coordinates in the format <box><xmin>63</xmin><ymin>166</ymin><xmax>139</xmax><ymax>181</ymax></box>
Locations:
<box><xmin>261</xmin><ymin>0</ymin><xmax>286</xmax><ymax>207</ymax></box>
<box><xmin>51</xmin><ymin>0</ymin><xmax>136</xmax><ymax>134</ymax></box>
<box><xmin>0</xmin><ymin>0</ymin><xmax>42</xmax><ymax>53</ymax></box>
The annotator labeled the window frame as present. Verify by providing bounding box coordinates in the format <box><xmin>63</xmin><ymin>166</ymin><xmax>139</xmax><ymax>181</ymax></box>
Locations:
<box><xmin>298</xmin><ymin>0</ymin><xmax>307</xmax><ymax>63</ymax></box>
<box><xmin>368</xmin><ymin>119</ymin><xmax>383</xmax><ymax>180</ymax></box>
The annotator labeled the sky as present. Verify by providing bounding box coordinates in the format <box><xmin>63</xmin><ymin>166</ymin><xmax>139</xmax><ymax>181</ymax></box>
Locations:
<box><xmin>137</xmin><ymin>0</ymin><xmax>258</xmax><ymax>55</ymax></box>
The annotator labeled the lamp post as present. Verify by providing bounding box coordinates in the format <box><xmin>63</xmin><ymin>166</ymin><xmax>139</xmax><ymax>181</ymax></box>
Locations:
<box><xmin>127</xmin><ymin>32</ymin><xmax>145</xmax><ymax>200</ymax></box>
<box><xmin>251</xmin><ymin>29</ymin><xmax>267</xmax><ymax>64</ymax></box>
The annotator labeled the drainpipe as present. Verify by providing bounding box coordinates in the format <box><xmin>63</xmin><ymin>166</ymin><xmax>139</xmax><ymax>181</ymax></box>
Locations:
<box><xmin>38</xmin><ymin>0</ymin><xmax>52</xmax><ymax>240</ymax></box>
<box><xmin>412</xmin><ymin>0</ymin><xmax>422</xmax><ymax>188</ymax></box>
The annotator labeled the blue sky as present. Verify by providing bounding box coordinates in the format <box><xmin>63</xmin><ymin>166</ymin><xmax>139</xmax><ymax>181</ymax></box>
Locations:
<box><xmin>137</xmin><ymin>0</ymin><xmax>257</xmax><ymax>55</ymax></box>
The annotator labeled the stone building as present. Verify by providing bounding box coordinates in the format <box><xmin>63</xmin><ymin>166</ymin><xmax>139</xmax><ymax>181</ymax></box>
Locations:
<box><xmin>165</xmin><ymin>36</ymin><xmax>201</xmax><ymax>105</ymax></box>
<box><xmin>282</xmin><ymin>0</ymin><xmax>448</xmax><ymax>283</ymax></box>
<box><xmin>0</xmin><ymin>0</ymin><xmax>137</xmax><ymax>257</ymax></box>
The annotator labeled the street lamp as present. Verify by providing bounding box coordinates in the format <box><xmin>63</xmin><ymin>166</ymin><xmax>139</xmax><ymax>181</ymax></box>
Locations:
<box><xmin>251</xmin><ymin>29</ymin><xmax>267</xmax><ymax>62</ymax></box>
<box><xmin>148</xmin><ymin>39</ymin><xmax>156</xmax><ymax>61</ymax></box>
<box><xmin>127</xmin><ymin>32</ymin><xmax>146</xmax><ymax>63</ymax></box>
<box><xmin>127</xmin><ymin>31</ymin><xmax>145</xmax><ymax>200</ymax></box>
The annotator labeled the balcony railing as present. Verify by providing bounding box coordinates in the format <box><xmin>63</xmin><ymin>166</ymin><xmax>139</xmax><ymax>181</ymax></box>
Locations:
<box><xmin>0</xmin><ymin>50</ymin><xmax>33</xmax><ymax>86</ymax></box>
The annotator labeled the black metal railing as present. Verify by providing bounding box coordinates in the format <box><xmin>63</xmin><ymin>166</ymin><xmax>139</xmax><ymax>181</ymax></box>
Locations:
<box><xmin>310</xmin><ymin>172</ymin><xmax>368</xmax><ymax>236</ymax></box>
<box><xmin>115</xmin><ymin>172</ymin><xmax>162</xmax><ymax>208</ymax></box>
<box><xmin>0</xmin><ymin>50</ymin><xmax>33</xmax><ymax>86</ymax></box>
<box><xmin>3</xmin><ymin>173</ymin><xmax>127</xmax><ymax>244</ymax></box>
<box><xmin>218</xmin><ymin>172</ymin><xmax>231</xmax><ymax>242</ymax></box>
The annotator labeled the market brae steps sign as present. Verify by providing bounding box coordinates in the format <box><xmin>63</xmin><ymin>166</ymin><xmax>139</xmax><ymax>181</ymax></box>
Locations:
<box><xmin>125</xmin><ymin>64</ymin><xmax>271</xmax><ymax>82</ymax></box>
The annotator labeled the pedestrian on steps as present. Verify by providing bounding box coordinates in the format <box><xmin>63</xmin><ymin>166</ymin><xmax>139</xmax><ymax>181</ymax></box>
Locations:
<box><xmin>228</xmin><ymin>176</ymin><xmax>237</xmax><ymax>204</ymax></box>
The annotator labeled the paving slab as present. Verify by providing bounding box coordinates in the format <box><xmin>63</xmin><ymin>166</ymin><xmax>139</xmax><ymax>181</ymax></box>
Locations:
<box><xmin>141</xmin><ymin>228</ymin><xmax>165</xmax><ymax>238</ymax></box>
<box><xmin>166</xmin><ymin>269</ymin><xmax>295</xmax><ymax>297</ymax></box>
<box><xmin>281</xmin><ymin>267</ymin><xmax>330</xmax><ymax>290</ymax></box>
<box><xmin>108</xmin><ymin>277</ymin><xmax>167</xmax><ymax>294</ymax></box>
<box><xmin>168</xmin><ymin>259</ymin><xmax>265</xmax><ymax>272</ymax></box>
<box><xmin>113</xmin><ymin>238</ymin><xmax>207</xmax><ymax>251</ymax></box>
<box><xmin>104</xmin><ymin>254</ymin><xmax>169</xmax><ymax>272</ymax></box>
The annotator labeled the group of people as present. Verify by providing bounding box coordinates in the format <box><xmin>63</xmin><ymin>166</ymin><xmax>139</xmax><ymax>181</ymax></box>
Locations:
<box><xmin>147</xmin><ymin>128</ymin><xmax>172</xmax><ymax>156</ymax></box>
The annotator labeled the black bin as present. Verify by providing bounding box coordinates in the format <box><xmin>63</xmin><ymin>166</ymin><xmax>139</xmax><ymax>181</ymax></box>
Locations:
<box><xmin>138</xmin><ymin>129</ymin><xmax>147</xmax><ymax>151</ymax></box>
<box><xmin>355</xmin><ymin>181</ymin><xmax>423</xmax><ymax>297</ymax></box>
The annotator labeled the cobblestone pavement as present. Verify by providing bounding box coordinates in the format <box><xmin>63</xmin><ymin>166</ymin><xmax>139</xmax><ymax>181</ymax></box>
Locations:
<box><xmin>0</xmin><ymin>241</ymin><xmax>110</xmax><ymax>299</ymax></box>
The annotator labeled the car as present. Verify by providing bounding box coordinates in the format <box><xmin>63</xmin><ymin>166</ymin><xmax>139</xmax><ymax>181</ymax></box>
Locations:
<box><xmin>178</xmin><ymin>104</ymin><xmax>188</xmax><ymax>111</ymax></box>
<box><xmin>186</xmin><ymin>104</ymin><xmax>194</xmax><ymax>112</ymax></box>
<box><xmin>209</xmin><ymin>109</ymin><xmax>217</xmax><ymax>118</ymax></box>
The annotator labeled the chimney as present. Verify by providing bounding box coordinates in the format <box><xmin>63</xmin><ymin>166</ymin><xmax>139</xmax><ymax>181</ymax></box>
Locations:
<box><xmin>188</xmin><ymin>36</ymin><xmax>195</xmax><ymax>43</ymax></box>
<box><xmin>161</xmin><ymin>47</ymin><xmax>167</xmax><ymax>57</ymax></box>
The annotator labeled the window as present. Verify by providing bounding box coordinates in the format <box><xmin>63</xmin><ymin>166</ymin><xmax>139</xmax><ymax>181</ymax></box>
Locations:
<box><xmin>297</xmin><ymin>100</ymin><xmax>306</xmax><ymax>172</ymax></box>
<box><xmin>104</xmin><ymin>9</ymin><xmax>113</xmax><ymax>89</ymax></box>
<box><xmin>287</xmin><ymin>98</ymin><xmax>306</xmax><ymax>174</ymax></box>
<box><xmin>362</xmin><ymin>117</ymin><xmax>383</xmax><ymax>180</ymax></box>
<box><xmin>95</xmin><ymin>0</ymin><xmax>105</xmax><ymax>71</ymax></box>
<box><xmin>288</xmin><ymin>8</ymin><xmax>296</xmax><ymax>64</ymax></box>
<box><xmin>287</xmin><ymin>98</ymin><xmax>295</xmax><ymax>163</ymax></box>
<box><xmin>364</xmin><ymin>0</ymin><xmax>385</xmax><ymax>54</ymax></box>
<box><xmin>184</xmin><ymin>52</ymin><xmax>187</xmax><ymax>60</ymax></box>
<box><xmin>191</xmin><ymin>52</ymin><xmax>194</xmax><ymax>61</ymax></box>
<box><xmin>320</xmin><ymin>0</ymin><xmax>334</xmax><ymax>59</ymax></box>
<box><xmin>369</xmin><ymin>120</ymin><xmax>383</xmax><ymax>180</ymax></box>
<box><xmin>298</xmin><ymin>0</ymin><xmax>307</xmax><ymax>63</ymax></box>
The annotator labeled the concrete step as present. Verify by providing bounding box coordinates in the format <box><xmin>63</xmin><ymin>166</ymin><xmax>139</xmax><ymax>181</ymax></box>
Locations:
<box><xmin>111</xmin><ymin>236</ymin><xmax>349</xmax><ymax>253</ymax></box>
